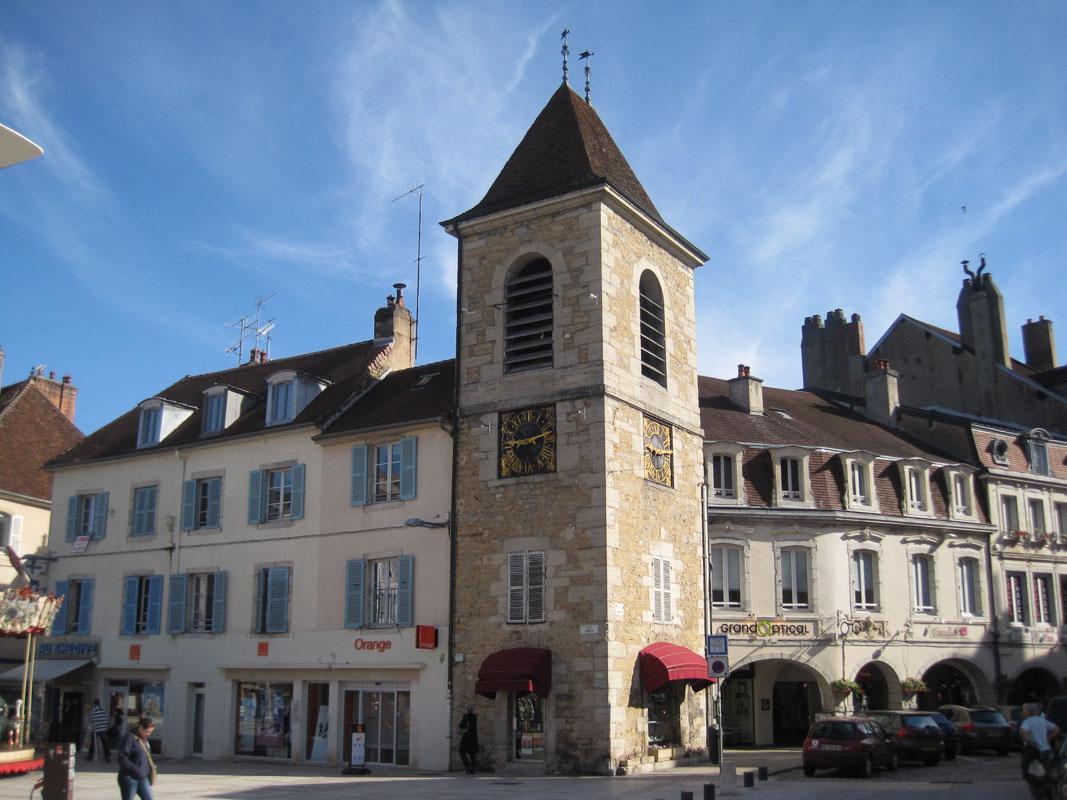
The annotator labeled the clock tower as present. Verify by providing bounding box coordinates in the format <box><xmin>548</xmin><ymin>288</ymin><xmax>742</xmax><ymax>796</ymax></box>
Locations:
<box><xmin>442</xmin><ymin>82</ymin><xmax>708</xmax><ymax>774</ymax></box>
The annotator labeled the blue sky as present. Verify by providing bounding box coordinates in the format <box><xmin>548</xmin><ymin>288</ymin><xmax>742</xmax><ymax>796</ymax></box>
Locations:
<box><xmin>3</xmin><ymin>1</ymin><xmax>1066</xmax><ymax>435</ymax></box>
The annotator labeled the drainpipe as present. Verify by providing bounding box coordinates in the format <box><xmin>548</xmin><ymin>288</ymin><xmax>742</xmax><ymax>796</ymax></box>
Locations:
<box><xmin>700</xmin><ymin>481</ymin><xmax>715</xmax><ymax>761</ymax></box>
<box><xmin>984</xmin><ymin>528</ymin><xmax>1003</xmax><ymax>702</ymax></box>
<box><xmin>446</xmin><ymin>233</ymin><xmax>464</xmax><ymax>772</ymax></box>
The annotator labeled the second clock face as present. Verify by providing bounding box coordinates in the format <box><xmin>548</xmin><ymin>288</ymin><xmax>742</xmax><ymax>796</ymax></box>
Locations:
<box><xmin>499</xmin><ymin>405</ymin><xmax>556</xmax><ymax>478</ymax></box>
<box><xmin>643</xmin><ymin>416</ymin><xmax>674</xmax><ymax>486</ymax></box>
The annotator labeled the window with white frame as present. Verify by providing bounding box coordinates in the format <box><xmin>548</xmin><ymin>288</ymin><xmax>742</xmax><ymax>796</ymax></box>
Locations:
<box><xmin>253</xmin><ymin>565</ymin><xmax>291</xmax><ymax>634</ymax></box>
<box><xmin>344</xmin><ymin>556</ymin><xmax>414</xmax><ymax>629</ymax></box>
<box><xmin>51</xmin><ymin>578</ymin><xmax>94</xmax><ymax>635</ymax></box>
<box><xmin>712</xmin><ymin>455</ymin><xmax>735</xmax><ymax>498</ymax></box>
<box><xmin>1001</xmin><ymin>495</ymin><xmax>1020</xmax><ymax>533</ymax></box>
<box><xmin>843</xmin><ymin>454</ymin><xmax>878</xmax><ymax>510</ymax></box>
<box><xmin>1007</xmin><ymin>572</ymin><xmax>1029</xmax><ymax>625</ymax></box>
<box><xmin>168</xmin><ymin>571</ymin><xmax>228</xmax><ymax>635</ymax></box>
<box><xmin>1061</xmin><ymin>575</ymin><xmax>1067</xmax><ymax>625</ymax></box>
<box><xmin>780</xmin><ymin>548</ymin><xmax>810</xmax><ymax>610</ymax></box>
<box><xmin>181</xmin><ymin>477</ymin><xmax>221</xmax><ymax>531</ymax></box>
<box><xmin>131</xmin><ymin>485</ymin><xmax>157</xmax><ymax>536</ymax></box>
<box><xmin>137</xmin><ymin>405</ymin><xmax>161</xmax><ymax>448</ymax></box>
<box><xmin>911</xmin><ymin>555</ymin><xmax>935</xmax><ymax>613</ymax></box>
<box><xmin>906</xmin><ymin>468</ymin><xmax>928</xmax><ymax>512</ymax></box>
<box><xmin>958</xmin><ymin>557</ymin><xmax>981</xmax><ymax>616</ymax></box>
<box><xmin>710</xmin><ymin>545</ymin><xmax>743</xmax><ymax>609</ymax></box>
<box><xmin>652</xmin><ymin>555</ymin><xmax>672</xmax><ymax>622</ymax></box>
<box><xmin>266</xmin><ymin>468</ymin><xmax>294</xmax><ymax>520</ymax></box>
<box><xmin>0</xmin><ymin>513</ymin><xmax>21</xmax><ymax>554</ymax></box>
<box><xmin>375</xmin><ymin>443</ymin><xmax>403</xmax><ymax>502</ymax></box>
<box><xmin>268</xmin><ymin>380</ymin><xmax>294</xmax><ymax>424</ymax></box>
<box><xmin>66</xmin><ymin>492</ymin><xmax>109</xmax><ymax>541</ymax></box>
<box><xmin>190</xmin><ymin>572</ymin><xmax>220</xmax><ymax>632</ymax></box>
<box><xmin>951</xmin><ymin>471</ymin><xmax>973</xmax><ymax>517</ymax></box>
<box><xmin>780</xmin><ymin>458</ymin><xmax>801</xmax><ymax>499</ymax></box>
<box><xmin>508</xmin><ymin>551</ymin><xmax>545</xmax><ymax>624</ymax></box>
<box><xmin>1029</xmin><ymin>499</ymin><xmax>1047</xmax><ymax>538</ymax></box>
<box><xmin>350</xmin><ymin>438</ymin><xmax>417</xmax><ymax>506</ymax></box>
<box><xmin>121</xmin><ymin>575</ymin><xmax>163</xmax><ymax>635</ymax></box>
<box><xmin>1028</xmin><ymin>431</ymin><xmax>1051</xmax><ymax>476</ymax></box>
<box><xmin>202</xmin><ymin>392</ymin><xmax>227</xmax><ymax>435</ymax></box>
<box><xmin>1033</xmin><ymin>574</ymin><xmax>1054</xmax><ymax>625</ymax></box>
<box><xmin>852</xmin><ymin>550</ymin><xmax>879</xmax><ymax>610</ymax></box>
<box><xmin>1057</xmin><ymin>503</ymin><xmax>1067</xmax><ymax>541</ymax></box>
<box><xmin>369</xmin><ymin>558</ymin><xmax>400</xmax><ymax>626</ymax></box>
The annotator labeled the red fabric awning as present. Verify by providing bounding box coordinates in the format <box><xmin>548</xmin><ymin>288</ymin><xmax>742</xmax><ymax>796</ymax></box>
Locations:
<box><xmin>638</xmin><ymin>642</ymin><xmax>712</xmax><ymax>694</ymax></box>
<box><xmin>475</xmin><ymin>647</ymin><xmax>552</xmax><ymax>698</ymax></box>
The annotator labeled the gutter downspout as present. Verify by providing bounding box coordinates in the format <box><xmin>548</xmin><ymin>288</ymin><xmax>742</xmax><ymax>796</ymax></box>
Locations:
<box><xmin>446</xmin><ymin>231</ymin><xmax>464</xmax><ymax>772</ymax></box>
<box><xmin>985</xmin><ymin>528</ymin><xmax>1003</xmax><ymax>702</ymax></box>
<box><xmin>701</xmin><ymin>481</ymin><xmax>718</xmax><ymax>763</ymax></box>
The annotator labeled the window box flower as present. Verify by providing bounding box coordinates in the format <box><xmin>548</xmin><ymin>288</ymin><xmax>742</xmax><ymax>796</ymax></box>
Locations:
<box><xmin>900</xmin><ymin>677</ymin><xmax>928</xmax><ymax>695</ymax></box>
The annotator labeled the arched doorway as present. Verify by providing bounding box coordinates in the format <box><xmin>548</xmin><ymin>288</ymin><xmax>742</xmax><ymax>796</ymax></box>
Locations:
<box><xmin>855</xmin><ymin>662</ymin><xmax>893</xmax><ymax>712</ymax></box>
<box><xmin>921</xmin><ymin>662</ymin><xmax>978</xmax><ymax>709</ymax></box>
<box><xmin>1008</xmin><ymin>668</ymin><xmax>1060</xmax><ymax>705</ymax></box>
<box><xmin>722</xmin><ymin>658</ymin><xmax>830</xmax><ymax>747</ymax></box>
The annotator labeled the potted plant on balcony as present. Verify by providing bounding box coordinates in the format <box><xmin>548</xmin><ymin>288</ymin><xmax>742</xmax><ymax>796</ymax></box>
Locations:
<box><xmin>1007</xmin><ymin>529</ymin><xmax>1027</xmax><ymax>545</ymax></box>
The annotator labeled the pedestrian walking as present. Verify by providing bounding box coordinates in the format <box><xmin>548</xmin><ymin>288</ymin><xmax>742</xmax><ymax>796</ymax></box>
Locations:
<box><xmin>458</xmin><ymin>704</ymin><xmax>479</xmax><ymax>774</ymax></box>
<box><xmin>109</xmin><ymin>707</ymin><xmax>126</xmax><ymax>751</ymax></box>
<box><xmin>88</xmin><ymin>699</ymin><xmax>111</xmax><ymax>762</ymax></box>
<box><xmin>118</xmin><ymin>717</ymin><xmax>157</xmax><ymax>800</ymax></box>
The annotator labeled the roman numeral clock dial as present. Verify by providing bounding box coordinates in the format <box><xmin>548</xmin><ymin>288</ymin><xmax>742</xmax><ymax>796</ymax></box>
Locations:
<box><xmin>643</xmin><ymin>416</ymin><xmax>674</xmax><ymax>486</ymax></box>
<box><xmin>499</xmin><ymin>405</ymin><xmax>557</xmax><ymax>478</ymax></box>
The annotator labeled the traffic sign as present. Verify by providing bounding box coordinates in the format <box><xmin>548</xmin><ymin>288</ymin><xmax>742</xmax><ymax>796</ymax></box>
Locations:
<box><xmin>706</xmin><ymin>634</ymin><xmax>728</xmax><ymax>657</ymax></box>
<box><xmin>708</xmin><ymin>656</ymin><xmax>730</xmax><ymax>679</ymax></box>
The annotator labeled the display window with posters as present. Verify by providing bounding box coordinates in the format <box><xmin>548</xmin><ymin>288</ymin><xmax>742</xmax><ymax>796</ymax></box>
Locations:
<box><xmin>234</xmin><ymin>681</ymin><xmax>292</xmax><ymax>758</ymax></box>
<box><xmin>108</xmin><ymin>679</ymin><xmax>166</xmax><ymax>753</ymax></box>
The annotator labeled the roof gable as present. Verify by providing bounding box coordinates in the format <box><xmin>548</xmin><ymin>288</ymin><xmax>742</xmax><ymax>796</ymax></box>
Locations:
<box><xmin>0</xmin><ymin>382</ymin><xmax>83</xmax><ymax>499</ymax></box>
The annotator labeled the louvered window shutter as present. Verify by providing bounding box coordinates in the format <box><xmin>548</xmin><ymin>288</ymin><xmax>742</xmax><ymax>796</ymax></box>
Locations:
<box><xmin>146</xmin><ymin>575</ymin><xmax>164</xmax><ymax>634</ymax></box>
<box><xmin>51</xmin><ymin>580</ymin><xmax>70</xmax><ymax>635</ymax></box>
<box><xmin>211</xmin><ymin>571</ymin><xmax>227</xmax><ymax>633</ymax></box>
<box><xmin>167</xmin><ymin>574</ymin><xmax>187</xmax><ymax>635</ymax></box>
<box><xmin>351</xmin><ymin>445</ymin><xmax>368</xmax><ymax>506</ymax></box>
<box><xmin>653</xmin><ymin>559</ymin><xmax>664</xmax><ymax>622</ymax></box>
<box><xmin>396</xmin><ymin>555</ymin><xmax>414</xmax><ymax>627</ymax></box>
<box><xmin>253</xmin><ymin>569</ymin><xmax>265</xmax><ymax>633</ymax></box>
<box><xmin>266</xmin><ymin>567</ymin><xmax>290</xmax><ymax>633</ymax></box>
<box><xmin>248</xmin><ymin>470</ymin><xmax>264</xmax><ymax>524</ymax></box>
<box><xmin>527</xmin><ymin>551</ymin><xmax>545</xmax><ymax>622</ymax></box>
<box><xmin>92</xmin><ymin>492</ymin><xmax>109</xmax><ymax>540</ymax></box>
<box><xmin>290</xmin><ymin>464</ymin><xmax>306</xmax><ymax>520</ymax></box>
<box><xmin>8</xmin><ymin>515</ymin><xmax>22</xmax><ymax>555</ymax></box>
<box><xmin>181</xmin><ymin>480</ymin><xmax>196</xmax><ymax>531</ymax></box>
<box><xmin>662</xmin><ymin>559</ymin><xmax>672</xmax><ymax>621</ymax></box>
<box><xmin>206</xmin><ymin>478</ymin><xmax>222</xmax><ymax>528</ymax></box>
<box><xmin>76</xmin><ymin>580</ymin><xmax>94</xmax><ymax>635</ymax></box>
<box><xmin>399</xmin><ymin>437</ymin><xmax>417</xmax><ymax>500</ymax></box>
<box><xmin>345</xmin><ymin>560</ymin><xmax>365</xmax><ymax>629</ymax></box>
<box><xmin>508</xmin><ymin>553</ymin><xmax>526</xmax><ymax>623</ymax></box>
<box><xmin>121</xmin><ymin>577</ymin><xmax>139</xmax><ymax>635</ymax></box>
<box><xmin>66</xmin><ymin>497</ymin><xmax>77</xmax><ymax>541</ymax></box>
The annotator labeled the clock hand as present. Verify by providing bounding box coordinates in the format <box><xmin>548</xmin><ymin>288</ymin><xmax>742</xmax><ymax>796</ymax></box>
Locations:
<box><xmin>646</xmin><ymin>446</ymin><xmax>674</xmax><ymax>456</ymax></box>
<box><xmin>512</xmin><ymin>431</ymin><xmax>550</xmax><ymax>447</ymax></box>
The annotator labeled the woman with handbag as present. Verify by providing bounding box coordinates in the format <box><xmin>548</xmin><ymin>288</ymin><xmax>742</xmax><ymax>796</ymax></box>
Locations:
<box><xmin>117</xmin><ymin>717</ymin><xmax>157</xmax><ymax>800</ymax></box>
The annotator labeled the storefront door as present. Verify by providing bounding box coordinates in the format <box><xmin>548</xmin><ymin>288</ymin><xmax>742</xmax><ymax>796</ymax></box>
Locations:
<box><xmin>188</xmin><ymin>684</ymin><xmax>205</xmax><ymax>757</ymax></box>
<box><xmin>340</xmin><ymin>684</ymin><xmax>411</xmax><ymax>766</ymax></box>
<box><xmin>721</xmin><ymin>677</ymin><xmax>754</xmax><ymax>746</ymax></box>
<box><xmin>772</xmin><ymin>681</ymin><xmax>816</xmax><ymax>746</ymax></box>
<box><xmin>511</xmin><ymin>692</ymin><xmax>545</xmax><ymax>761</ymax></box>
<box><xmin>305</xmin><ymin>682</ymin><xmax>329</xmax><ymax>762</ymax></box>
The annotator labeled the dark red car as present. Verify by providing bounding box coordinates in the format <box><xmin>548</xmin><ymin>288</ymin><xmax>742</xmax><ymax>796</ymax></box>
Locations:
<box><xmin>803</xmin><ymin>717</ymin><xmax>898</xmax><ymax>778</ymax></box>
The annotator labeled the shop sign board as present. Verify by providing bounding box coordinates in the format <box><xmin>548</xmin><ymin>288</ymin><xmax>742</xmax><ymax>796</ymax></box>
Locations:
<box><xmin>928</xmin><ymin>625</ymin><xmax>969</xmax><ymax>639</ymax></box>
<box><xmin>38</xmin><ymin>640</ymin><xmax>99</xmax><ymax>658</ymax></box>
<box><xmin>717</xmin><ymin>620</ymin><xmax>816</xmax><ymax>638</ymax></box>
<box><xmin>350</xmin><ymin>725</ymin><xmax>366</xmax><ymax>767</ymax></box>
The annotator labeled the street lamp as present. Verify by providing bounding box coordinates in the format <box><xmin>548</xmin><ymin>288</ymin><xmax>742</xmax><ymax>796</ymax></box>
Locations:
<box><xmin>404</xmin><ymin>516</ymin><xmax>450</xmax><ymax>529</ymax></box>
<box><xmin>0</xmin><ymin>123</ymin><xmax>43</xmax><ymax>169</ymax></box>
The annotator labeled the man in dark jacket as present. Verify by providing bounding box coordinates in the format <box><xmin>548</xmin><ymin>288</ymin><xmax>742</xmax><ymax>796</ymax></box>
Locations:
<box><xmin>117</xmin><ymin>717</ymin><xmax>156</xmax><ymax>800</ymax></box>
<box><xmin>458</xmin><ymin>704</ymin><xmax>479</xmax><ymax>774</ymax></box>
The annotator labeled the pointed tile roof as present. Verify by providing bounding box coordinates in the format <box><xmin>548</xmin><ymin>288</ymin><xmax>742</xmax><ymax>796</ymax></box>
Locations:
<box><xmin>444</xmin><ymin>83</ymin><xmax>665</xmax><ymax>227</ymax></box>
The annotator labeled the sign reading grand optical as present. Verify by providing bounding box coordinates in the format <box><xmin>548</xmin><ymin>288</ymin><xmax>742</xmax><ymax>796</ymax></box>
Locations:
<box><xmin>718</xmin><ymin>620</ymin><xmax>817</xmax><ymax>638</ymax></box>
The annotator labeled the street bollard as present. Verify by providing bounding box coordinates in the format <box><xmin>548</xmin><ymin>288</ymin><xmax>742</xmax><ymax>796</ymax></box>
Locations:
<box><xmin>743</xmin><ymin>771</ymin><xmax>754</xmax><ymax>788</ymax></box>
<box><xmin>703</xmin><ymin>784</ymin><xmax>716</xmax><ymax>800</ymax></box>
<box><xmin>720</xmin><ymin>763</ymin><xmax>737</xmax><ymax>796</ymax></box>
<box><xmin>758</xmin><ymin>766</ymin><xmax>768</xmax><ymax>781</ymax></box>
<box><xmin>682</xmin><ymin>792</ymin><xmax>694</xmax><ymax>800</ymax></box>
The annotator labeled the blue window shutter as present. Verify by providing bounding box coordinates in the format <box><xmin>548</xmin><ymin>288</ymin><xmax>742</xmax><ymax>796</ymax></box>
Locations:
<box><xmin>399</xmin><ymin>437</ymin><xmax>417</xmax><ymax>500</ymax></box>
<box><xmin>396</xmin><ymin>555</ymin><xmax>414</xmax><ymax>627</ymax></box>
<box><xmin>206</xmin><ymin>478</ymin><xmax>222</xmax><ymax>528</ymax></box>
<box><xmin>132</xmin><ymin>489</ymin><xmax>145</xmax><ymax>535</ymax></box>
<box><xmin>146</xmin><ymin>575</ymin><xmax>164</xmax><ymax>635</ymax></box>
<box><xmin>92</xmin><ymin>492</ymin><xmax>109</xmax><ymax>540</ymax></box>
<box><xmin>345</xmin><ymin>559</ymin><xmax>365</xmax><ymax>629</ymax></box>
<box><xmin>253</xmin><ymin>569</ymin><xmax>264</xmax><ymax>634</ymax></box>
<box><xmin>212</xmin><ymin>571</ymin><xmax>227</xmax><ymax>633</ymax></box>
<box><xmin>248</xmin><ymin>470</ymin><xmax>264</xmax><ymax>524</ymax></box>
<box><xmin>51</xmin><ymin>580</ymin><xmax>70</xmax><ymax>635</ymax></box>
<box><xmin>76</xmin><ymin>580</ymin><xmax>94</xmax><ymax>635</ymax></box>
<box><xmin>351</xmin><ymin>445</ymin><xmax>368</xmax><ymax>506</ymax></box>
<box><xmin>66</xmin><ymin>497</ymin><xmax>77</xmax><ymax>541</ymax></box>
<box><xmin>121</xmin><ymin>577</ymin><xmax>139</xmax><ymax>636</ymax></box>
<box><xmin>291</xmin><ymin>464</ymin><xmax>306</xmax><ymax>520</ymax></box>
<box><xmin>266</xmin><ymin>567</ymin><xmax>290</xmax><ymax>633</ymax></box>
<box><xmin>181</xmin><ymin>480</ymin><xmax>196</xmax><ymax>531</ymax></box>
<box><xmin>144</xmin><ymin>486</ymin><xmax>156</xmax><ymax>535</ymax></box>
<box><xmin>167</xmin><ymin>574</ymin><xmax>187</xmax><ymax>635</ymax></box>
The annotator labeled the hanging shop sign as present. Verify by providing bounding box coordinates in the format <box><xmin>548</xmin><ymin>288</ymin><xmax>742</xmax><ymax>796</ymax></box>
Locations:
<box><xmin>717</xmin><ymin>620</ymin><xmax>816</xmax><ymax>638</ymax></box>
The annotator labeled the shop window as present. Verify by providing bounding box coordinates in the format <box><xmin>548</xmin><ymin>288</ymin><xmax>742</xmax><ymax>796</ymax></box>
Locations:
<box><xmin>121</xmin><ymin>575</ymin><xmax>163</xmax><ymax>635</ymax></box>
<box><xmin>710</xmin><ymin>545</ymin><xmax>743</xmax><ymax>609</ymax></box>
<box><xmin>851</xmin><ymin>550</ymin><xmax>879</xmax><ymax>611</ymax></box>
<box><xmin>1007</xmin><ymin>572</ymin><xmax>1029</xmax><ymax>625</ymax></box>
<box><xmin>109</xmin><ymin>680</ymin><xmax>165</xmax><ymax>754</ymax></box>
<box><xmin>779</xmin><ymin>548</ymin><xmax>810</xmax><ymax>610</ymax></box>
<box><xmin>51</xmin><ymin>578</ymin><xmax>94</xmax><ymax>635</ymax></box>
<box><xmin>344</xmin><ymin>556</ymin><xmax>414</xmax><ymax>628</ymax></box>
<box><xmin>507</xmin><ymin>551</ymin><xmax>545</xmax><ymax>624</ymax></box>
<box><xmin>958</xmin><ymin>557</ymin><xmax>982</xmax><ymax>617</ymax></box>
<box><xmin>1034</xmin><ymin>574</ymin><xmax>1054</xmax><ymax>625</ymax></box>
<box><xmin>235</xmin><ymin>681</ymin><xmax>293</xmax><ymax>758</ymax></box>
<box><xmin>647</xmin><ymin>684</ymin><xmax>681</xmax><ymax>747</ymax></box>
<box><xmin>513</xmin><ymin>692</ymin><xmax>546</xmax><ymax>760</ymax></box>
<box><xmin>253</xmin><ymin>566</ymin><xmax>291</xmax><ymax>634</ymax></box>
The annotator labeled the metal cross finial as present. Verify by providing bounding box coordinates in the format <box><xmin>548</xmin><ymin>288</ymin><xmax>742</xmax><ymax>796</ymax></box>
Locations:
<box><xmin>561</xmin><ymin>29</ymin><xmax>570</xmax><ymax>84</ymax></box>
<box><xmin>579</xmin><ymin>50</ymin><xmax>594</xmax><ymax>103</ymax></box>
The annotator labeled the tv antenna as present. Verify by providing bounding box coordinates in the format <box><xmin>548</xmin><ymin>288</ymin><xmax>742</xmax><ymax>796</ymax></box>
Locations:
<box><xmin>392</xmin><ymin>184</ymin><xmax>424</xmax><ymax>360</ymax></box>
<box><xmin>226</xmin><ymin>294</ymin><xmax>277</xmax><ymax>365</ymax></box>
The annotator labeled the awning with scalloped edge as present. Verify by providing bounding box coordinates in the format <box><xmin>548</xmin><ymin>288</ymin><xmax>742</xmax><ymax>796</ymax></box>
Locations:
<box><xmin>638</xmin><ymin>642</ymin><xmax>712</xmax><ymax>694</ymax></box>
<box><xmin>474</xmin><ymin>647</ymin><xmax>552</xmax><ymax>698</ymax></box>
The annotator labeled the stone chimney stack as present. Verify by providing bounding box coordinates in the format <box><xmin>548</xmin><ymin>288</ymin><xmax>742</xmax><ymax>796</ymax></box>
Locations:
<box><xmin>801</xmin><ymin>309</ymin><xmax>867</xmax><ymax>394</ymax></box>
<box><xmin>1022</xmin><ymin>316</ymin><xmax>1057</xmax><ymax>372</ymax></box>
<box><xmin>864</xmin><ymin>358</ymin><xmax>900</xmax><ymax>428</ymax></box>
<box><xmin>956</xmin><ymin>269</ymin><xmax>1010</xmax><ymax>368</ymax></box>
<box><xmin>27</xmin><ymin>369</ymin><xmax>78</xmax><ymax>423</ymax></box>
<box><xmin>728</xmin><ymin>364</ymin><xmax>764</xmax><ymax>415</ymax></box>
<box><xmin>373</xmin><ymin>282</ymin><xmax>414</xmax><ymax>370</ymax></box>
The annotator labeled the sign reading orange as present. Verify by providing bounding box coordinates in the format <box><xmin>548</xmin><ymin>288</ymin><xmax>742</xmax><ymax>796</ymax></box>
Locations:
<box><xmin>354</xmin><ymin>638</ymin><xmax>392</xmax><ymax>652</ymax></box>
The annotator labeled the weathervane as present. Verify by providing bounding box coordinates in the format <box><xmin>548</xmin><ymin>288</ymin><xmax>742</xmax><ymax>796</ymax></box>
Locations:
<box><xmin>561</xmin><ymin>29</ymin><xmax>570</xmax><ymax>84</ymax></box>
<box><xmin>579</xmin><ymin>50</ymin><xmax>594</xmax><ymax>103</ymax></box>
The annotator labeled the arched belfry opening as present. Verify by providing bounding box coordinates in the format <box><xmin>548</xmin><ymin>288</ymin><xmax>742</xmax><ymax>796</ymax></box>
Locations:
<box><xmin>504</xmin><ymin>258</ymin><xmax>554</xmax><ymax>374</ymax></box>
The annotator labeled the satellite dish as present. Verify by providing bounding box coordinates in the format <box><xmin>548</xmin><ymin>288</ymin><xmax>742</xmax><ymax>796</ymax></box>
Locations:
<box><xmin>0</xmin><ymin>123</ymin><xmax>44</xmax><ymax>169</ymax></box>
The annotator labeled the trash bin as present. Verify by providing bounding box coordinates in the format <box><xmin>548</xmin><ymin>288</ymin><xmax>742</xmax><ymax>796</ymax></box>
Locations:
<box><xmin>707</xmin><ymin>725</ymin><xmax>720</xmax><ymax>764</ymax></box>
<box><xmin>42</xmin><ymin>742</ymin><xmax>75</xmax><ymax>800</ymax></box>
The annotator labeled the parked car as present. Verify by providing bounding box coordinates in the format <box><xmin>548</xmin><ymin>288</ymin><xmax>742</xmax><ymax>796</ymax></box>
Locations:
<box><xmin>995</xmin><ymin>705</ymin><xmax>1024</xmax><ymax>749</ymax></box>
<box><xmin>938</xmin><ymin>705</ymin><xmax>1012</xmax><ymax>755</ymax></box>
<box><xmin>868</xmin><ymin>711</ymin><xmax>945</xmax><ymax>765</ymax></box>
<box><xmin>1044</xmin><ymin>697</ymin><xmax>1067</xmax><ymax>732</ymax></box>
<box><xmin>802</xmin><ymin>717</ymin><xmax>898</xmax><ymax>778</ymax></box>
<box><xmin>911</xmin><ymin>711</ymin><xmax>960</xmax><ymax>759</ymax></box>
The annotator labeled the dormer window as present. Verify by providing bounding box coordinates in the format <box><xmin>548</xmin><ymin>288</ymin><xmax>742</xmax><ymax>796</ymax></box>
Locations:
<box><xmin>1027</xmin><ymin>429</ymin><xmax>1052</xmax><ymax>476</ymax></box>
<box><xmin>841</xmin><ymin>452</ymin><xmax>879</xmax><ymax>512</ymax></box>
<box><xmin>706</xmin><ymin>443</ymin><xmax>745</xmax><ymax>506</ymax></box>
<box><xmin>947</xmin><ymin>467</ymin><xmax>976</xmax><ymax>520</ymax></box>
<box><xmin>266</xmin><ymin>371</ymin><xmax>326</xmax><ymax>426</ymax></box>
<box><xmin>990</xmin><ymin>438</ymin><xmax>1010</xmax><ymax>466</ymax></box>
<box><xmin>203</xmin><ymin>392</ymin><xmax>226</xmax><ymax>435</ymax></box>
<box><xmin>712</xmin><ymin>455</ymin><xmax>734</xmax><ymax>497</ymax></box>
<box><xmin>898</xmin><ymin>459</ymin><xmax>932</xmax><ymax>516</ymax></box>
<box><xmin>770</xmin><ymin>447</ymin><xmax>813</xmax><ymax>507</ymax></box>
<box><xmin>136</xmin><ymin>398</ymin><xmax>193</xmax><ymax>448</ymax></box>
<box><xmin>781</xmin><ymin>459</ymin><xmax>801</xmax><ymax>498</ymax></box>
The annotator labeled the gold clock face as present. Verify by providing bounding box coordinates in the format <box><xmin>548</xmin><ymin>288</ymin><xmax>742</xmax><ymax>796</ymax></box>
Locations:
<box><xmin>643</xmin><ymin>416</ymin><xmax>674</xmax><ymax>486</ymax></box>
<box><xmin>499</xmin><ymin>405</ymin><xmax>556</xmax><ymax>478</ymax></box>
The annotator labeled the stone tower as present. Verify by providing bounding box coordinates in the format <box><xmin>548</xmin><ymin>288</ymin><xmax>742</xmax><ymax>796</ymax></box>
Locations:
<box><xmin>442</xmin><ymin>83</ymin><xmax>707</xmax><ymax>774</ymax></box>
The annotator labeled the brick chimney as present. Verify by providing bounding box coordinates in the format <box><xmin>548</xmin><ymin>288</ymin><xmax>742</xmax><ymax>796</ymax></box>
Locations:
<box><xmin>801</xmin><ymin>309</ymin><xmax>866</xmax><ymax>395</ymax></box>
<box><xmin>728</xmin><ymin>364</ymin><xmax>764</xmax><ymax>414</ymax></box>
<box><xmin>956</xmin><ymin>267</ymin><xmax>1010</xmax><ymax>368</ymax></box>
<box><xmin>1022</xmin><ymin>316</ymin><xmax>1057</xmax><ymax>372</ymax></box>
<box><xmin>864</xmin><ymin>359</ymin><xmax>899</xmax><ymax>428</ymax></box>
<box><xmin>27</xmin><ymin>370</ymin><xmax>78</xmax><ymax>423</ymax></box>
<box><xmin>247</xmin><ymin>348</ymin><xmax>269</xmax><ymax>365</ymax></box>
<box><xmin>373</xmin><ymin>283</ymin><xmax>414</xmax><ymax>369</ymax></box>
